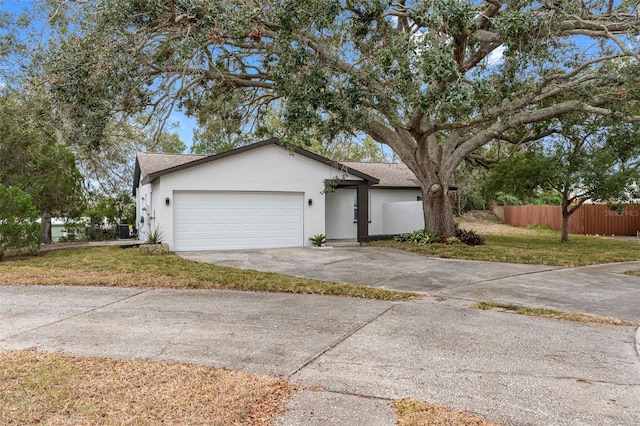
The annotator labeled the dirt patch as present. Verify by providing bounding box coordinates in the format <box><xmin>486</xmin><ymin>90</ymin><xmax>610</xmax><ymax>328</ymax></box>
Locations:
<box><xmin>456</xmin><ymin>210</ymin><xmax>532</xmax><ymax>236</ymax></box>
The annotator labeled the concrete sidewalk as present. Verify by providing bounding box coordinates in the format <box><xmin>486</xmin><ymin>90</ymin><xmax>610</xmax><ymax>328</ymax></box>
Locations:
<box><xmin>180</xmin><ymin>246</ymin><xmax>640</xmax><ymax>323</ymax></box>
<box><xmin>1</xmin><ymin>286</ymin><xmax>638</xmax><ymax>425</ymax></box>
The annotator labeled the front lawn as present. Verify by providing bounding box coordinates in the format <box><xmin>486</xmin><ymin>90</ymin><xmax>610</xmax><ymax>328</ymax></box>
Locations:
<box><xmin>1</xmin><ymin>350</ymin><xmax>502</xmax><ymax>426</ymax></box>
<box><xmin>369</xmin><ymin>228</ymin><xmax>640</xmax><ymax>267</ymax></box>
<box><xmin>0</xmin><ymin>350</ymin><xmax>294</xmax><ymax>425</ymax></box>
<box><xmin>0</xmin><ymin>247</ymin><xmax>416</xmax><ymax>301</ymax></box>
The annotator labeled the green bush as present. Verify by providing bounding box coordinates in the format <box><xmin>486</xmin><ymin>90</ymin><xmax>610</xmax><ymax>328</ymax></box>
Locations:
<box><xmin>395</xmin><ymin>228</ymin><xmax>485</xmax><ymax>246</ymax></box>
<box><xmin>494</xmin><ymin>192</ymin><xmax>523</xmax><ymax>206</ymax></box>
<box><xmin>395</xmin><ymin>229</ymin><xmax>438</xmax><ymax>245</ymax></box>
<box><xmin>455</xmin><ymin>228</ymin><xmax>486</xmax><ymax>246</ymax></box>
<box><xmin>461</xmin><ymin>190</ymin><xmax>487</xmax><ymax>212</ymax></box>
<box><xmin>0</xmin><ymin>184</ymin><xmax>41</xmax><ymax>259</ymax></box>
<box><xmin>531</xmin><ymin>190</ymin><xmax>562</xmax><ymax>206</ymax></box>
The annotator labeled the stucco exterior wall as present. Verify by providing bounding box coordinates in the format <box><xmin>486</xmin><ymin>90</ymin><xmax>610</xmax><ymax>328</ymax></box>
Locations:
<box><xmin>136</xmin><ymin>182</ymin><xmax>155</xmax><ymax>241</ymax></box>
<box><xmin>137</xmin><ymin>144</ymin><xmax>361</xmax><ymax>249</ymax></box>
<box><xmin>382</xmin><ymin>201</ymin><xmax>425</xmax><ymax>234</ymax></box>
<box><xmin>370</xmin><ymin>189</ymin><xmax>422</xmax><ymax>234</ymax></box>
<box><xmin>325</xmin><ymin>188</ymin><xmax>422</xmax><ymax>239</ymax></box>
<box><xmin>325</xmin><ymin>189</ymin><xmax>356</xmax><ymax>239</ymax></box>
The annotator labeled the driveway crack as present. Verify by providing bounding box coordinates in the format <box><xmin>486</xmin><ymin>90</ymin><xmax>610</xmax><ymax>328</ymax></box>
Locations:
<box><xmin>287</xmin><ymin>303</ymin><xmax>398</xmax><ymax>378</ymax></box>
<box><xmin>439</xmin><ymin>267</ymin><xmax>564</xmax><ymax>293</ymax></box>
<box><xmin>321</xmin><ymin>253</ymin><xmax>375</xmax><ymax>267</ymax></box>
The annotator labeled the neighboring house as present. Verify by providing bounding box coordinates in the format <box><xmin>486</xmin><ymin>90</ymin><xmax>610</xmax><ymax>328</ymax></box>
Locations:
<box><xmin>51</xmin><ymin>218</ymin><xmax>67</xmax><ymax>243</ymax></box>
<box><xmin>133</xmin><ymin>138</ymin><xmax>425</xmax><ymax>251</ymax></box>
<box><xmin>50</xmin><ymin>217</ymin><xmax>90</xmax><ymax>242</ymax></box>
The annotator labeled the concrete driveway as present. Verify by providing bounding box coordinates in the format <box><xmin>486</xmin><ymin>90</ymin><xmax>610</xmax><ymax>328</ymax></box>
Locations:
<box><xmin>1</xmin><ymin>286</ymin><xmax>638</xmax><ymax>425</ymax></box>
<box><xmin>180</xmin><ymin>246</ymin><xmax>640</xmax><ymax>323</ymax></box>
<box><xmin>2</xmin><ymin>246</ymin><xmax>640</xmax><ymax>425</ymax></box>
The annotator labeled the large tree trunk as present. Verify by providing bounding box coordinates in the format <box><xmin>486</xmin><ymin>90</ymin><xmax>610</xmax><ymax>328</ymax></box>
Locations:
<box><xmin>421</xmin><ymin>181</ymin><xmax>456</xmax><ymax>237</ymax></box>
<box><xmin>372</xmin><ymin>124</ymin><xmax>459</xmax><ymax>238</ymax></box>
<box><xmin>41</xmin><ymin>213</ymin><xmax>53</xmax><ymax>245</ymax></box>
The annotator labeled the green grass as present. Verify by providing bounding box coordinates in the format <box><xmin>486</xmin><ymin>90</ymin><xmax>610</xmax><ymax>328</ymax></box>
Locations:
<box><xmin>475</xmin><ymin>301</ymin><xmax>630</xmax><ymax>325</ymax></box>
<box><xmin>369</xmin><ymin>230</ymin><xmax>640</xmax><ymax>267</ymax></box>
<box><xmin>0</xmin><ymin>247</ymin><xmax>417</xmax><ymax>301</ymax></box>
<box><xmin>624</xmin><ymin>270</ymin><xmax>640</xmax><ymax>277</ymax></box>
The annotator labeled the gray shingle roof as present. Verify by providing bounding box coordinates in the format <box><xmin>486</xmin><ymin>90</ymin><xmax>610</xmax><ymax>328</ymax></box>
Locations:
<box><xmin>341</xmin><ymin>162</ymin><xmax>419</xmax><ymax>188</ymax></box>
<box><xmin>136</xmin><ymin>152</ymin><xmax>207</xmax><ymax>177</ymax></box>
<box><xmin>135</xmin><ymin>151</ymin><xmax>419</xmax><ymax>189</ymax></box>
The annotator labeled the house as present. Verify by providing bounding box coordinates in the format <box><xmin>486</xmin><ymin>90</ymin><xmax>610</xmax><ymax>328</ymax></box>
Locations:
<box><xmin>133</xmin><ymin>138</ymin><xmax>425</xmax><ymax>251</ymax></box>
<box><xmin>48</xmin><ymin>217</ymin><xmax>90</xmax><ymax>242</ymax></box>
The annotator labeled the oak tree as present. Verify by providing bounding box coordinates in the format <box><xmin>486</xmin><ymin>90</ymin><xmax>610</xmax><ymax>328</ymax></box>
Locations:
<box><xmin>41</xmin><ymin>0</ymin><xmax>640</xmax><ymax>236</ymax></box>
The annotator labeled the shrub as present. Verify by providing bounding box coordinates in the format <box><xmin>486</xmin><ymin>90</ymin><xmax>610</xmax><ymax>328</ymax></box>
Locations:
<box><xmin>0</xmin><ymin>184</ymin><xmax>41</xmax><ymax>259</ymax></box>
<box><xmin>309</xmin><ymin>233</ymin><xmax>327</xmax><ymax>247</ymax></box>
<box><xmin>396</xmin><ymin>228</ymin><xmax>485</xmax><ymax>247</ymax></box>
<box><xmin>145</xmin><ymin>226</ymin><xmax>163</xmax><ymax>244</ymax></box>
<box><xmin>455</xmin><ymin>228</ymin><xmax>486</xmax><ymax>246</ymax></box>
<box><xmin>531</xmin><ymin>190</ymin><xmax>562</xmax><ymax>206</ymax></box>
<box><xmin>395</xmin><ymin>229</ymin><xmax>438</xmax><ymax>245</ymax></box>
<box><xmin>437</xmin><ymin>235</ymin><xmax>460</xmax><ymax>244</ymax></box>
<box><xmin>494</xmin><ymin>192</ymin><xmax>523</xmax><ymax>206</ymax></box>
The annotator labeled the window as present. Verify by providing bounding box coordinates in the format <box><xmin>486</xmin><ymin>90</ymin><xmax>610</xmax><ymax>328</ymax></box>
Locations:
<box><xmin>353</xmin><ymin>194</ymin><xmax>372</xmax><ymax>223</ymax></box>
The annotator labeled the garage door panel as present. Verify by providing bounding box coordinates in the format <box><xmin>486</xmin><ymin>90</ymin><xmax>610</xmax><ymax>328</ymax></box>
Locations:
<box><xmin>173</xmin><ymin>191</ymin><xmax>304</xmax><ymax>251</ymax></box>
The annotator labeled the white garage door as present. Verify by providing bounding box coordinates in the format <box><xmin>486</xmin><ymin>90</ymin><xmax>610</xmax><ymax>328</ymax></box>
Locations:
<box><xmin>173</xmin><ymin>191</ymin><xmax>304</xmax><ymax>251</ymax></box>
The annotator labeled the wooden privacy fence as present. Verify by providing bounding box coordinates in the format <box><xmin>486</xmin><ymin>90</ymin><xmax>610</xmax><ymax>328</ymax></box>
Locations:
<box><xmin>490</xmin><ymin>202</ymin><xmax>640</xmax><ymax>236</ymax></box>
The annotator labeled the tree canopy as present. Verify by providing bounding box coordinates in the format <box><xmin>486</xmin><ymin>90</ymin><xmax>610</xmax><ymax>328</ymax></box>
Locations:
<box><xmin>37</xmin><ymin>0</ymin><xmax>640</xmax><ymax>235</ymax></box>
<box><xmin>486</xmin><ymin>115</ymin><xmax>640</xmax><ymax>241</ymax></box>
<box><xmin>0</xmin><ymin>95</ymin><xmax>85</xmax><ymax>243</ymax></box>
<box><xmin>78</xmin><ymin>119</ymin><xmax>186</xmax><ymax>198</ymax></box>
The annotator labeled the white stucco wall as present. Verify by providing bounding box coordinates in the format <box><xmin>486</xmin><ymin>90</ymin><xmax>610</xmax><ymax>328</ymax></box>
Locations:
<box><xmin>325</xmin><ymin>189</ymin><xmax>356</xmax><ymax>239</ymax></box>
<box><xmin>136</xmin><ymin>182</ymin><xmax>156</xmax><ymax>241</ymax></box>
<box><xmin>370</xmin><ymin>189</ymin><xmax>422</xmax><ymax>234</ymax></box>
<box><xmin>325</xmin><ymin>188</ymin><xmax>422</xmax><ymax>239</ymax></box>
<box><xmin>382</xmin><ymin>201</ymin><xmax>425</xmax><ymax>234</ymax></box>
<box><xmin>137</xmin><ymin>144</ymin><xmax>362</xmax><ymax>250</ymax></box>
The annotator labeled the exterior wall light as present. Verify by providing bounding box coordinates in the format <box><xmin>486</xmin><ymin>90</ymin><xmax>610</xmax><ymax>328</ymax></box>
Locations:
<box><xmin>308</xmin><ymin>198</ymin><xmax>313</xmax><ymax>206</ymax></box>
<box><xmin>165</xmin><ymin>197</ymin><xmax>170</xmax><ymax>206</ymax></box>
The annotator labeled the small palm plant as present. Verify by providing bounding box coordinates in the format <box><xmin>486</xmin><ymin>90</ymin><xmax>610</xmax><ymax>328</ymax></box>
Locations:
<box><xmin>309</xmin><ymin>233</ymin><xmax>327</xmax><ymax>247</ymax></box>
